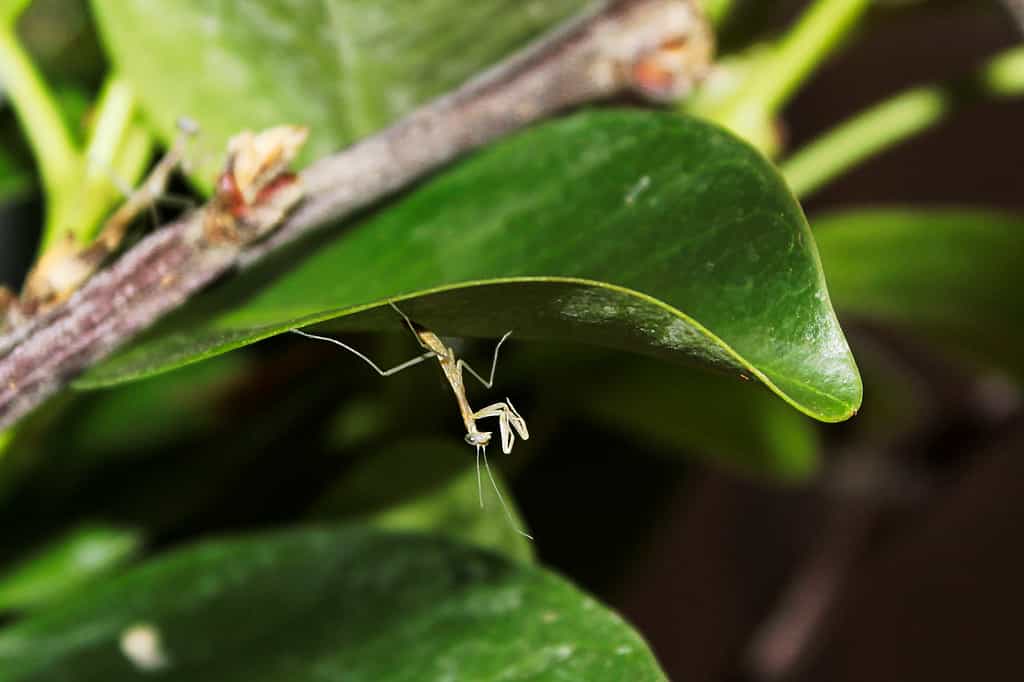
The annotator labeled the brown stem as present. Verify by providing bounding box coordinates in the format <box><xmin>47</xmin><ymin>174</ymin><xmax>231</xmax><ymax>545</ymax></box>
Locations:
<box><xmin>0</xmin><ymin>0</ymin><xmax>712</xmax><ymax>430</ymax></box>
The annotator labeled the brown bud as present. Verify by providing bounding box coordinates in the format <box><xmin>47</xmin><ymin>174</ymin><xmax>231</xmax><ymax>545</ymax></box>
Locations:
<box><xmin>630</xmin><ymin>33</ymin><xmax>714</xmax><ymax>102</ymax></box>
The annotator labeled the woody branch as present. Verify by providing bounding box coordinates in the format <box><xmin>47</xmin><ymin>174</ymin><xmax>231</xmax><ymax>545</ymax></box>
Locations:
<box><xmin>0</xmin><ymin>0</ymin><xmax>713</xmax><ymax>430</ymax></box>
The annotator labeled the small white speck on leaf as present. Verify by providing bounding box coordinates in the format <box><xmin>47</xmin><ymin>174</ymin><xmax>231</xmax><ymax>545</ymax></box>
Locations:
<box><xmin>119</xmin><ymin>623</ymin><xmax>171</xmax><ymax>673</ymax></box>
<box><xmin>625</xmin><ymin>176</ymin><xmax>651</xmax><ymax>205</ymax></box>
<box><xmin>554</xmin><ymin>644</ymin><xmax>574</xmax><ymax>660</ymax></box>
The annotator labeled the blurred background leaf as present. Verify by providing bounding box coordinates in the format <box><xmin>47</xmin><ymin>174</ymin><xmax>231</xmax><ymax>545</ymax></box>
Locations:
<box><xmin>0</xmin><ymin>526</ymin><xmax>668</xmax><ymax>681</ymax></box>
<box><xmin>90</xmin><ymin>0</ymin><xmax>590</xmax><ymax>181</ymax></box>
<box><xmin>0</xmin><ymin>524</ymin><xmax>140</xmax><ymax>613</ymax></box>
<box><xmin>814</xmin><ymin>208</ymin><xmax>1024</xmax><ymax>381</ymax></box>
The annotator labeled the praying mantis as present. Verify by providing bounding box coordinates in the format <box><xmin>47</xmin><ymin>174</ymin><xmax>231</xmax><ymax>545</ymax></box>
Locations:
<box><xmin>291</xmin><ymin>302</ymin><xmax>532</xmax><ymax>538</ymax></box>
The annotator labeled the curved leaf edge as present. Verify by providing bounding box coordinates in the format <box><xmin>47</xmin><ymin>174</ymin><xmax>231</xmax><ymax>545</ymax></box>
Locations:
<box><xmin>75</xmin><ymin>276</ymin><xmax>862</xmax><ymax>423</ymax></box>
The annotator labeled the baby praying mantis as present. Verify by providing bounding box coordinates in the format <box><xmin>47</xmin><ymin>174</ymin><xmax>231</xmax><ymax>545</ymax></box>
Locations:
<box><xmin>291</xmin><ymin>302</ymin><xmax>532</xmax><ymax>539</ymax></box>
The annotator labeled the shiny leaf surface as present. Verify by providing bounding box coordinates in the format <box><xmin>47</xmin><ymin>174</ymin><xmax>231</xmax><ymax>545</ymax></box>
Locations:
<box><xmin>80</xmin><ymin>111</ymin><xmax>861</xmax><ymax>422</ymax></box>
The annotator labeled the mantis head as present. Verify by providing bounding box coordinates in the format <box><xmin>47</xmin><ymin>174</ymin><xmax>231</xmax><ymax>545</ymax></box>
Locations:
<box><xmin>465</xmin><ymin>431</ymin><xmax>492</xmax><ymax>449</ymax></box>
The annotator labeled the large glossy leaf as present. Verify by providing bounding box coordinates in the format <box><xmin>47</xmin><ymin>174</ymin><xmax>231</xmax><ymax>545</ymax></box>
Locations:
<box><xmin>0</xmin><ymin>525</ymin><xmax>667</xmax><ymax>681</ymax></box>
<box><xmin>814</xmin><ymin>208</ymin><xmax>1024</xmax><ymax>380</ymax></box>
<box><xmin>90</xmin><ymin>0</ymin><xmax>588</xmax><ymax>175</ymax></box>
<box><xmin>78</xmin><ymin>111</ymin><xmax>861</xmax><ymax>422</ymax></box>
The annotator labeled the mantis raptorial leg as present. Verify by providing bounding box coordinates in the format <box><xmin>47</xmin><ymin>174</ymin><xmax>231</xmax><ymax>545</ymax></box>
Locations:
<box><xmin>291</xmin><ymin>302</ymin><xmax>532</xmax><ymax>539</ymax></box>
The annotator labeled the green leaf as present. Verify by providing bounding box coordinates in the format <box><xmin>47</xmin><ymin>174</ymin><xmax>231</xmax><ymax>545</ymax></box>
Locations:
<box><xmin>313</xmin><ymin>437</ymin><xmax>533</xmax><ymax>563</ymax></box>
<box><xmin>0</xmin><ymin>526</ymin><xmax>667</xmax><ymax>681</ymax></box>
<box><xmin>814</xmin><ymin>208</ymin><xmax>1024</xmax><ymax>380</ymax></box>
<box><xmin>90</xmin><ymin>0</ymin><xmax>588</xmax><ymax>177</ymax></box>
<box><xmin>0</xmin><ymin>524</ymin><xmax>141</xmax><ymax>612</ymax></box>
<box><xmin>79</xmin><ymin>111</ymin><xmax>861</xmax><ymax>422</ymax></box>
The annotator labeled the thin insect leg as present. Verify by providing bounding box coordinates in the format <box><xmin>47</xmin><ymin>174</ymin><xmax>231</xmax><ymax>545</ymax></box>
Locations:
<box><xmin>290</xmin><ymin>329</ymin><xmax>435</xmax><ymax>376</ymax></box>
<box><xmin>95</xmin><ymin>141</ymin><xmax>187</xmax><ymax>251</ymax></box>
<box><xmin>481</xmin><ymin>446</ymin><xmax>533</xmax><ymax>540</ymax></box>
<box><xmin>154</xmin><ymin>194</ymin><xmax>198</xmax><ymax>210</ymax></box>
<box><xmin>149</xmin><ymin>193</ymin><xmax>198</xmax><ymax>228</ymax></box>
<box><xmin>458</xmin><ymin>330</ymin><xmax>513</xmax><ymax>389</ymax></box>
<box><xmin>387</xmin><ymin>300</ymin><xmax>435</xmax><ymax>353</ymax></box>
<box><xmin>101</xmin><ymin>164</ymin><xmax>136</xmax><ymax>199</ymax></box>
<box><xmin>147</xmin><ymin>201</ymin><xmax>161</xmax><ymax>230</ymax></box>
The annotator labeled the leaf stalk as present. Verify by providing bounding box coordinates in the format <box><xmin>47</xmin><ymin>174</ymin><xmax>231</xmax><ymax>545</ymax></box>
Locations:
<box><xmin>697</xmin><ymin>0</ymin><xmax>871</xmax><ymax>154</ymax></box>
<box><xmin>781</xmin><ymin>45</ymin><xmax>1024</xmax><ymax>198</ymax></box>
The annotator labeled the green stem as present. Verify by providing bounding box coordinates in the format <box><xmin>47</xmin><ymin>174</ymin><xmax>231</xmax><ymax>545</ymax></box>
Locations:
<box><xmin>702</xmin><ymin>0</ymin><xmax>871</xmax><ymax>153</ymax></box>
<box><xmin>781</xmin><ymin>45</ymin><xmax>1024</xmax><ymax>199</ymax></box>
<box><xmin>74</xmin><ymin>76</ymin><xmax>145</xmax><ymax>242</ymax></box>
<box><xmin>0</xmin><ymin>12</ymin><xmax>152</xmax><ymax>255</ymax></box>
<box><xmin>0</xmin><ymin>24</ymin><xmax>78</xmax><ymax>212</ymax></box>
<box><xmin>84</xmin><ymin>78</ymin><xmax>136</xmax><ymax>189</ymax></box>
<box><xmin>112</xmin><ymin>122</ymin><xmax>156</xmax><ymax>194</ymax></box>
<box><xmin>0</xmin><ymin>0</ymin><xmax>32</xmax><ymax>24</ymax></box>
<box><xmin>982</xmin><ymin>44</ymin><xmax>1024</xmax><ymax>95</ymax></box>
<box><xmin>701</xmin><ymin>0</ymin><xmax>735</xmax><ymax>26</ymax></box>
<box><xmin>744</xmin><ymin>0</ymin><xmax>869</xmax><ymax>115</ymax></box>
